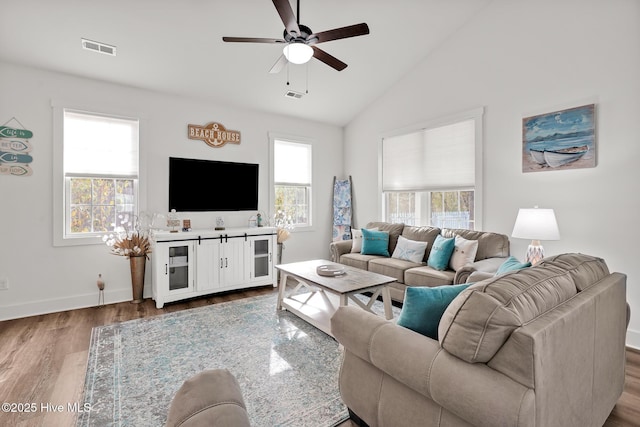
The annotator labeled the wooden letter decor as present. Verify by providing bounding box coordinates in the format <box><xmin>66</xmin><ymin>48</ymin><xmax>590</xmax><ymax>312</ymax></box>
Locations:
<box><xmin>188</xmin><ymin>122</ymin><xmax>241</xmax><ymax>148</ymax></box>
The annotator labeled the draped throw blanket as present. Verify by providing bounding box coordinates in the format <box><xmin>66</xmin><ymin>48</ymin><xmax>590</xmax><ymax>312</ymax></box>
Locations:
<box><xmin>332</xmin><ymin>176</ymin><xmax>352</xmax><ymax>242</ymax></box>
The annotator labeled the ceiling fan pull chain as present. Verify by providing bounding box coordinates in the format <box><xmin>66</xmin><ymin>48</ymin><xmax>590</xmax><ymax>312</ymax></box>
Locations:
<box><xmin>286</xmin><ymin>60</ymin><xmax>290</xmax><ymax>85</ymax></box>
<box><xmin>306</xmin><ymin>62</ymin><xmax>309</xmax><ymax>94</ymax></box>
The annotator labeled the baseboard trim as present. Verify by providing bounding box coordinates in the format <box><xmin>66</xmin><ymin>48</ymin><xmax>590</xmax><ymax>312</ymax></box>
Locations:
<box><xmin>0</xmin><ymin>289</ymin><xmax>139</xmax><ymax>321</ymax></box>
<box><xmin>626</xmin><ymin>329</ymin><xmax>640</xmax><ymax>350</ymax></box>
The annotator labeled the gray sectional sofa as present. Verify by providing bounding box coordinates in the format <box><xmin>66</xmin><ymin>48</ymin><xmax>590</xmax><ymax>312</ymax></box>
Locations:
<box><xmin>329</xmin><ymin>222</ymin><xmax>510</xmax><ymax>302</ymax></box>
<box><xmin>331</xmin><ymin>253</ymin><xmax>629</xmax><ymax>427</ymax></box>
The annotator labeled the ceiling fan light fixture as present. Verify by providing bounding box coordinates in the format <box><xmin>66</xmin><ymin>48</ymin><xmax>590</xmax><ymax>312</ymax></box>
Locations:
<box><xmin>283</xmin><ymin>43</ymin><xmax>313</xmax><ymax>64</ymax></box>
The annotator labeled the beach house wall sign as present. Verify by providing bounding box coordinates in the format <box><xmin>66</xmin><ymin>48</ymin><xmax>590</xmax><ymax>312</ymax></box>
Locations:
<box><xmin>188</xmin><ymin>122</ymin><xmax>241</xmax><ymax>148</ymax></box>
<box><xmin>0</xmin><ymin>118</ymin><xmax>34</xmax><ymax>177</ymax></box>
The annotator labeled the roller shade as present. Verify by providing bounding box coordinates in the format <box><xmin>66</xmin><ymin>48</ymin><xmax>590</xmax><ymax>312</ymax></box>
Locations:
<box><xmin>383</xmin><ymin>119</ymin><xmax>475</xmax><ymax>191</ymax></box>
<box><xmin>274</xmin><ymin>140</ymin><xmax>311</xmax><ymax>184</ymax></box>
<box><xmin>64</xmin><ymin>109</ymin><xmax>139</xmax><ymax>176</ymax></box>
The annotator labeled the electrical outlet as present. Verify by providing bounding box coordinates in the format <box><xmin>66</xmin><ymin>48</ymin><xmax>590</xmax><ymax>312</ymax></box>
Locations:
<box><xmin>0</xmin><ymin>278</ymin><xmax>8</xmax><ymax>290</ymax></box>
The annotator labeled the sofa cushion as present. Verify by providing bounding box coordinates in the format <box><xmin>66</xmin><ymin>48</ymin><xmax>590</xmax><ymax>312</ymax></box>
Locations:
<box><xmin>541</xmin><ymin>253</ymin><xmax>610</xmax><ymax>291</ymax></box>
<box><xmin>340</xmin><ymin>253</ymin><xmax>385</xmax><ymax>270</ymax></box>
<box><xmin>361</xmin><ymin>229</ymin><xmax>390</xmax><ymax>256</ymax></box>
<box><xmin>404</xmin><ymin>266</ymin><xmax>455</xmax><ymax>287</ymax></box>
<box><xmin>449</xmin><ymin>235</ymin><xmax>479</xmax><ymax>271</ymax></box>
<box><xmin>391</xmin><ymin>235</ymin><xmax>428</xmax><ymax>263</ymax></box>
<box><xmin>427</xmin><ymin>235</ymin><xmax>456</xmax><ymax>270</ymax></box>
<box><xmin>495</xmin><ymin>256</ymin><xmax>531</xmax><ymax>275</ymax></box>
<box><xmin>397</xmin><ymin>284</ymin><xmax>471</xmax><ymax>339</ymax></box>
<box><xmin>369</xmin><ymin>257</ymin><xmax>420</xmax><ymax>283</ymax></box>
<box><xmin>351</xmin><ymin>227</ymin><xmax>379</xmax><ymax>253</ymax></box>
<box><xmin>442</xmin><ymin>228</ymin><xmax>510</xmax><ymax>261</ymax></box>
<box><xmin>365</xmin><ymin>222</ymin><xmax>405</xmax><ymax>255</ymax></box>
<box><xmin>438</xmin><ymin>253</ymin><xmax>609</xmax><ymax>363</ymax></box>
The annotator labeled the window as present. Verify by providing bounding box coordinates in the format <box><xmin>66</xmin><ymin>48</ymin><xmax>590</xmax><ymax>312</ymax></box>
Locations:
<box><xmin>62</xmin><ymin>109</ymin><xmax>139</xmax><ymax>239</ymax></box>
<box><xmin>381</xmin><ymin>109</ymin><xmax>483</xmax><ymax>230</ymax></box>
<box><xmin>271</xmin><ymin>137</ymin><xmax>312</xmax><ymax>229</ymax></box>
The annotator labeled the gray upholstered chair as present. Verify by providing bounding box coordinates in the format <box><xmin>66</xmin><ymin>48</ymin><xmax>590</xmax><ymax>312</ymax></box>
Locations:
<box><xmin>166</xmin><ymin>369</ymin><xmax>251</xmax><ymax>427</ymax></box>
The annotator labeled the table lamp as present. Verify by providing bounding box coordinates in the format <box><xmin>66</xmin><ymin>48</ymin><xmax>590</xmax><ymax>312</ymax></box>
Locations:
<box><xmin>511</xmin><ymin>207</ymin><xmax>560</xmax><ymax>265</ymax></box>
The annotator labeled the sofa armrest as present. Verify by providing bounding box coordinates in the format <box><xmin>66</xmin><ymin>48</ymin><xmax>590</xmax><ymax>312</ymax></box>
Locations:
<box><xmin>467</xmin><ymin>270</ymin><xmax>495</xmax><ymax>282</ymax></box>
<box><xmin>430</xmin><ymin>351</ymin><xmax>534</xmax><ymax>427</ymax></box>
<box><xmin>331</xmin><ymin>306</ymin><xmax>441</xmax><ymax>398</ymax></box>
<box><xmin>329</xmin><ymin>240</ymin><xmax>353</xmax><ymax>262</ymax></box>
<box><xmin>331</xmin><ymin>306</ymin><xmax>534</xmax><ymax>427</ymax></box>
<box><xmin>454</xmin><ymin>257</ymin><xmax>508</xmax><ymax>284</ymax></box>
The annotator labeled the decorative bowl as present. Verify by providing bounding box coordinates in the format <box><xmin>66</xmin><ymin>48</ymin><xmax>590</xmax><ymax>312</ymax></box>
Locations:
<box><xmin>316</xmin><ymin>264</ymin><xmax>346</xmax><ymax>277</ymax></box>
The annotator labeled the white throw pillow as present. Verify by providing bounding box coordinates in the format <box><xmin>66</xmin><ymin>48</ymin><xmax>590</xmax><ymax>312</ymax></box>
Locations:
<box><xmin>351</xmin><ymin>227</ymin><xmax>378</xmax><ymax>253</ymax></box>
<box><xmin>449</xmin><ymin>235</ymin><xmax>479</xmax><ymax>271</ymax></box>
<box><xmin>391</xmin><ymin>235</ymin><xmax>428</xmax><ymax>263</ymax></box>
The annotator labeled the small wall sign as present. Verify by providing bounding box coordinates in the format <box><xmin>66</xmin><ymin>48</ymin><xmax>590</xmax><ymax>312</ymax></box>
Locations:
<box><xmin>0</xmin><ymin>118</ymin><xmax>34</xmax><ymax>177</ymax></box>
<box><xmin>188</xmin><ymin>122</ymin><xmax>241</xmax><ymax>148</ymax></box>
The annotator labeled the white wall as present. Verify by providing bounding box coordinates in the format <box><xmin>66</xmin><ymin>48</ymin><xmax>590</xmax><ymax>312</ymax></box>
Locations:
<box><xmin>344</xmin><ymin>0</ymin><xmax>640</xmax><ymax>348</ymax></box>
<box><xmin>0</xmin><ymin>62</ymin><xmax>343</xmax><ymax>320</ymax></box>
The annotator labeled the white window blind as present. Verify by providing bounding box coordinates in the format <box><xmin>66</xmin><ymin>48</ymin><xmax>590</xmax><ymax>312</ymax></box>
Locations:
<box><xmin>382</xmin><ymin>119</ymin><xmax>475</xmax><ymax>191</ymax></box>
<box><xmin>64</xmin><ymin>110</ymin><xmax>139</xmax><ymax>176</ymax></box>
<box><xmin>274</xmin><ymin>140</ymin><xmax>311</xmax><ymax>184</ymax></box>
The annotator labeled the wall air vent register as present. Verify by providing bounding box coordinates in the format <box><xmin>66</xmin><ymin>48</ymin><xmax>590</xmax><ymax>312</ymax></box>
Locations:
<box><xmin>81</xmin><ymin>38</ymin><xmax>117</xmax><ymax>56</ymax></box>
<box><xmin>284</xmin><ymin>90</ymin><xmax>304</xmax><ymax>99</ymax></box>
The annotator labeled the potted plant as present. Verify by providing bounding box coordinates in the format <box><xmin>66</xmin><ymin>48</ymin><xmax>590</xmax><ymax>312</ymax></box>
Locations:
<box><xmin>102</xmin><ymin>215</ymin><xmax>152</xmax><ymax>303</ymax></box>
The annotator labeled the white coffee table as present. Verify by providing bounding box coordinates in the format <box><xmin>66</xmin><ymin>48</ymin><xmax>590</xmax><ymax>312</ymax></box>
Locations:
<box><xmin>276</xmin><ymin>259</ymin><xmax>396</xmax><ymax>337</ymax></box>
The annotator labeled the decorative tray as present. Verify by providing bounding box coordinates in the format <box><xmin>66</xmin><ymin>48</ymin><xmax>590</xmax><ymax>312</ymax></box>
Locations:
<box><xmin>316</xmin><ymin>264</ymin><xmax>346</xmax><ymax>277</ymax></box>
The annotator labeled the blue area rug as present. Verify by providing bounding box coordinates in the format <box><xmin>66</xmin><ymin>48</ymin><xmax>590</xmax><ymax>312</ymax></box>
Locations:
<box><xmin>77</xmin><ymin>293</ymin><xmax>350</xmax><ymax>427</ymax></box>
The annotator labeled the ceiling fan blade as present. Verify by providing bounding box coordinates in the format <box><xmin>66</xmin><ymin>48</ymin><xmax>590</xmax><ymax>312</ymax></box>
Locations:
<box><xmin>222</xmin><ymin>36</ymin><xmax>286</xmax><ymax>44</ymax></box>
<box><xmin>311</xmin><ymin>46</ymin><xmax>347</xmax><ymax>71</ymax></box>
<box><xmin>269</xmin><ymin>54</ymin><xmax>288</xmax><ymax>74</ymax></box>
<box><xmin>310</xmin><ymin>23</ymin><xmax>370</xmax><ymax>44</ymax></box>
<box><xmin>272</xmin><ymin>0</ymin><xmax>301</xmax><ymax>36</ymax></box>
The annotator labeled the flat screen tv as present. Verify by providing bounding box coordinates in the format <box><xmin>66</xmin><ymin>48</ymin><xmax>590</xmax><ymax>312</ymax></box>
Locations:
<box><xmin>169</xmin><ymin>157</ymin><xmax>259</xmax><ymax>212</ymax></box>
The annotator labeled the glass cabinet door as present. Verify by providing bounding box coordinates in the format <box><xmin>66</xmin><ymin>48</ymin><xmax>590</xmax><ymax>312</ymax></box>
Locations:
<box><xmin>253</xmin><ymin>239</ymin><xmax>270</xmax><ymax>278</ymax></box>
<box><xmin>168</xmin><ymin>244</ymin><xmax>191</xmax><ymax>292</ymax></box>
<box><xmin>249</xmin><ymin>237</ymin><xmax>273</xmax><ymax>281</ymax></box>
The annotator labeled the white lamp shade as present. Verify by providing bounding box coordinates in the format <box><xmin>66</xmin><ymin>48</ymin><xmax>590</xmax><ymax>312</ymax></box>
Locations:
<box><xmin>283</xmin><ymin>43</ymin><xmax>313</xmax><ymax>64</ymax></box>
<box><xmin>511</xmin><ymin>208</ymin><xmax>560</xmax><ymax>241</ymax></box>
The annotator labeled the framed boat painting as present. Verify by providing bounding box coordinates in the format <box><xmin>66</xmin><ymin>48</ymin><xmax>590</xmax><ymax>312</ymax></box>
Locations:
<box><xmin>522</xmin><ymin>103</ymin><xmax>596</xmax><ymax>172</ymax></box>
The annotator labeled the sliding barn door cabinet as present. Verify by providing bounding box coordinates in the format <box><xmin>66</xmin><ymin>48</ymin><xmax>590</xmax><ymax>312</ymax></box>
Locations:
<box><xmin>151</xmin><ymin>228</ymin><xmax>277</xmax><ymax>308</ymax></box>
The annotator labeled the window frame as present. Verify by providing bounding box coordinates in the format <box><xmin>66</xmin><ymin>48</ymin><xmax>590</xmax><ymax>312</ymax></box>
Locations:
<box><xmin>52</xmin><ymin>101</ymin><xmax>145</xmax><ymax>247</ymax></box>
<box><xmin>378</xmin><ymin>107</ymin><xmax>484</xmax><ymax>230</ymax></box>
<box><xmin>269</xmin><ymin>133</ymin><xmax>314</xmax><ymax>232</ymax></box>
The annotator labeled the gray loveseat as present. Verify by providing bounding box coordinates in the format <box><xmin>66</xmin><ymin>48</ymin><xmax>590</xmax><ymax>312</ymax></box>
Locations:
<box><xmin>329</xmin><ymin>222</ymin><xmax>510</xmax><ymax>302</ymax></box>
<box><xmin>331</xmin><ymin>253</ymin><xmax>629</xmax><ymax>427</ymax></box>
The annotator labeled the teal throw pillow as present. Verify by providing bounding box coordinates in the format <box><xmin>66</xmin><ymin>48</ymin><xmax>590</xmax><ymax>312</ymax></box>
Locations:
<box><xmin>427</xmin><ymin>235</ymin><xmax>456</xmax><ymax>270</ymax></box>
<box><xmin>397</xmin><ymin>284</ymin><xmax>471</xmax><ymax>339</ymax></box>
<box><xmin>360</xmin><ymin>228</ymin><xmax>390</xmax><ymax>256</ymax></box>
<box><xmin>495</xmin><ymin>256</ymin><xmax>531</xmax><ymax>276</ymax></box>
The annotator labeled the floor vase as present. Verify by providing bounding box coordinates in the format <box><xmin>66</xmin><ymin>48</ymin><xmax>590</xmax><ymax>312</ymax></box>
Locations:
<box><xmin>129</xmin><ymin>255</ymin><xmax>146</xmax><ymax>303</ymax></box>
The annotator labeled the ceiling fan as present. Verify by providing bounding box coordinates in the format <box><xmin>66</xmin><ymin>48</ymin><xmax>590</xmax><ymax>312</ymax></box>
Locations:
<box><xmin>222</xmin><ymin>0</ymin><xmax>369</xmax><ymax>73</ymax></box>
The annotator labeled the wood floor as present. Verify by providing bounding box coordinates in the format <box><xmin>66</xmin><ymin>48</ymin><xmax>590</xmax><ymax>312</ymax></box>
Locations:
<box><xmin>1</xmin><ymin>287</ymin><xmax>638</xmax><ymax>427</ymax></box>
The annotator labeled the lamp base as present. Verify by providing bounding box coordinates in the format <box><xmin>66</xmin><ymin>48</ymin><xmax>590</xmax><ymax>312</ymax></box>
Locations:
<box><xmin>525</xmin><ymin>240</ymin><xmax>544</xmax><ymax>265</ymax></box>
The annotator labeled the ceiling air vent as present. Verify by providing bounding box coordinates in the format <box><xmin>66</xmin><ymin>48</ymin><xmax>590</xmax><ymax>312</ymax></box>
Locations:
<box><xmin>284</xmin><ymin>90</ymin><xmax>304</xmax><ymax>100</ymax></box>
<box><xmin>81</xmin><ymin>38</ymin><xmax>117</xmax><ymax>56</ymax></box>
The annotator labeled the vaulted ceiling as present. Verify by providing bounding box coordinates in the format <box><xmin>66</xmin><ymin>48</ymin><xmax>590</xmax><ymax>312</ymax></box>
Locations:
<box><xmin>0</xmin><ymin>0</ymin><xmax>490</xmax><ymax>126</ymax></box>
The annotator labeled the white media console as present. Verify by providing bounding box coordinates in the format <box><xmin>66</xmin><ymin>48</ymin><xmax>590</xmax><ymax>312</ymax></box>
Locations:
<box><xmin>151</xmin><ymin>227</ymin><xmax>277</xmax><ymax>308</ymax></box>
